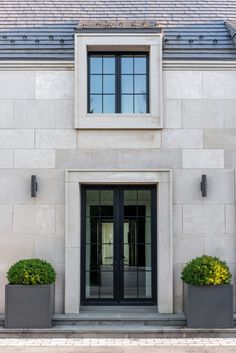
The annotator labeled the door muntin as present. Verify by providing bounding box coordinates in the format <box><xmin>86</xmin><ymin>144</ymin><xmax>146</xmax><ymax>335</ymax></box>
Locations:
<box><xmin>81</xmin><ymin>185</ymin><xmax>157</xmax><ymax>305</ymax></box>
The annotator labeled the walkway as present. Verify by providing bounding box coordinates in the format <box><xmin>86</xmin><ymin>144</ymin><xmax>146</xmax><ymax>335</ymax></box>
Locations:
<box><xmin>1</xmin><ymin>338</ymin><xmax>236</xmax><ymax>352</ymax></box>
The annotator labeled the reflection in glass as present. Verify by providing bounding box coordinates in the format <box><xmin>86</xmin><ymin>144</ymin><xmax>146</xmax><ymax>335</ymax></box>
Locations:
<box><xmin>122</xmin><ymin>75</ymin><xmax>133</xmax><ymax>94</ymax></box>
<box><xmin>134</xmin><ymin>56</ymin><xmax>147</xmax><ymax>74</ymax></box>
<box><xmin>84</xmin><ymin>187</ymin><xmax>153</xmax><ymax>302</ymax></box>
<box><xmin>134</xmin><ymin>94</ymin><xmax>147</xmax><ymax>114</ymax></box>
<box><xmin>124</xmin><ymin>190</ymin><xmax>137</xmax><ymax>204</ymax></box>
<box><xmin>121</xmin><ymin>95</ymin><xmax>133</xmax><ymax>113</ymax></box>
<box><xmin>103</xmin><ymin>75</ymin><xmax>115</xmax><ymax>94</ymax></box>
<box><xmin>90</xmin><ymin>95</ymin><xmax>102</xmax><ymax>113</ymax></box>
<box><xmin>138</xmin><ymin>271</ymin><xmax>152</xmax><ymax>298</ymax></box>
<box><xmin>90</xmin><ymin>57</ymin><xmax>102</xmax><ymax>74</ymax></box>
<box><xmin>123</xmin><ymin>188</ymin><xmax>152</xmax><ymax>299</ymax></box>
<box><xmin>89</xmin><ymin>54</ymin><xmax>148</xmax><ymax>114</ymax></box>
<box><xmin>90</xmin><ymin>75</ymin><xmax>102</xmax><ymax>94</ymax></box>
<box><xmin>134</xmin><ymin>75</ymin><xmax>146</xmax><ymax>94</ymax></box>
<box><xmin>138</xmin><ymin>190</ymin><xmax>151</xmax><ymax>216</ymax></box>
<box><xmin>102</xmin><ymin>243</ymin><xmax>113</xmax><ymax>266</ymax></box>
<box><xmin>124</xmin><ymin>271</ymin><xmax>138</xmax><ymax>298</ymax></box>
<box><xmin>103</xmin><ymin>95</ymin><xmax>115</xmax><ymax>113</ymax></box>
<box><xmin>121</xmin><ymin>57</ymin><xmax>133</xmax><ymax>74</ymax></box>
<box><xmin>100</xmin><ymin>272</ymin><xmax>114</xmax><ymax>298</ymax></box>
<box><xmin>86</xmin><ymin>271</ymin><xmax>99</xmax><ymax>298</ymax></box>
<box><xmin>85</xmin><ymin>189</ymin><xmax>114</xmax><ymax>299</ymax></box>
<box><xmin>103</xmin><ymin>56</ymin><xmax>115</xmax><ymax>74</ymax></box>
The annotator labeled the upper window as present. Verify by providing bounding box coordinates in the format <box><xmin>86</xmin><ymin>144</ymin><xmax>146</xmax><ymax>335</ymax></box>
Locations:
<box><xmin>88</xmin><ymin>53</ymin><xmax>149</xmax><ymax>114</ymax></box>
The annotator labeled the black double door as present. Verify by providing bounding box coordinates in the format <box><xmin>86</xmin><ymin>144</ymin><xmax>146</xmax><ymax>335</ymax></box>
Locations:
<box><xmin>81</xmin><ymin>185</ymin><xmax>157</xmax><ymax>305</ymax></box>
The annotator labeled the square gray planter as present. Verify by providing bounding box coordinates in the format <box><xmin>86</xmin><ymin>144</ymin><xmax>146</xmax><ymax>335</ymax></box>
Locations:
<box><xmin>5</xmin><ymin>284</ymin><xmax>55</xmax><ymax>328</ymax></box>
<box><xmin>184</xmin><ymin>283</ymin><xmax>233</xmax><ymax>328</ymax></box>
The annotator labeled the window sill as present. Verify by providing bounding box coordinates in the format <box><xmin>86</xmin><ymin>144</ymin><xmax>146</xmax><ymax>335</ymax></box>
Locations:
<box><xmin>75</xmin><ymin>114</ymin><xmax>162</xmax><ymax>129</ymax></box>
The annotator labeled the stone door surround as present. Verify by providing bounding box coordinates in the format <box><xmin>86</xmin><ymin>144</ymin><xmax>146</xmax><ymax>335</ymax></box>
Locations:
<box><xmin>65</xmin><ymin>169</ymin><xmax>173</xmax><ymax>313</ymax></box>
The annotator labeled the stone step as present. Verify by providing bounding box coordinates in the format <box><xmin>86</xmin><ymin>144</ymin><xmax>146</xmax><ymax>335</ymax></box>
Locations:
<box><xmin>52</xmin><ymin>313</ymin><xmax>186</xmax><ymax>327</ymax></box>
<box><xmin>1</xmin><ymin>325</ymin><xmax>236</xmax><ymax>338</ymax></box>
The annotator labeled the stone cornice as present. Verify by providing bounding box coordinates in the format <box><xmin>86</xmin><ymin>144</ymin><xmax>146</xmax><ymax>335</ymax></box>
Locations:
<box><xmin>0</xmin><ymin>60</ymin><xmax>235</xmax><ymax>71</ymax></box>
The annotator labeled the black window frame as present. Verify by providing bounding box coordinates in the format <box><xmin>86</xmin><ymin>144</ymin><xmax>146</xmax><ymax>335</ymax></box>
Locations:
<box><xmin>87</xmin><ymin>52</ymin><xmax>150</xmax><ymax>114</ymax></box>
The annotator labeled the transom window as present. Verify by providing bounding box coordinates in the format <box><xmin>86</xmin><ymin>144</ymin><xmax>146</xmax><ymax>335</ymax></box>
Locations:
<box><xmin>88</xmin><ymin>53</ymin><xmax>149</xmax><ymax>114</ymax></box>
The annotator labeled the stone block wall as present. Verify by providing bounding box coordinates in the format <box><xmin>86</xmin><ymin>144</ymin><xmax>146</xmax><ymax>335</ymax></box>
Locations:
<box><xmin>0</xmin><ymin>67</ymin><xmax>235</xmax><ymax>314</ymax></box>
<box><xmin>164</xmin><ymin>70</ymin><xmax>236</xmax><ymax>312</ymax></box>
<box><xmin>0</xmin><ymin>70</ymin><xmax>74</xmax><ymax>313</ymax></box>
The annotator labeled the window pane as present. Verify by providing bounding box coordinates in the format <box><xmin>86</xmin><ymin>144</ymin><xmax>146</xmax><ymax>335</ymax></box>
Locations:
<box><xmin>138</xmin><ymin>190</ymin><xmax>151</xmax><ymax>217</ymax></box>
<box><xmin>121</xmin><ymin>56</ymin><xmax>133</xmax><ymax>74</ymax></box>
<box><xmin>101</xmin><ymin>243</ymin><xmax>113</xmax><ymax>266</ymax></box>
<box><xmin>134</xmin><ymin>56</ymin><xmax>147</xmax><ymax>74</ymax></box>
<box><xmin>138</xmin><ymin>271</ymin><xmax>152</xmax><ymax>298</ymax></box>
<box><xmin>103</xmin><ymin>75</ymin><xmax>115</xmax><ymax>94</ymax></box>
<box><xmin>86</xmin><ymin>244</ymin><xmax>100</xmax><ymax>270</ymax></box>
<box><xmin>100</xmin><ymin>190</ymin><xmax>114</xmax><ymax>210</ymax></box>
<box><xmin>124</xmin><ymin>190</ymin><xmax>137</xmax><ymax>214</ymax></box>
<box><xmin>103</xmin><ymin>56</ymin><xmax>115</xmax><ymax>74</ymax></box>
<box><xmin>134</xmin><ymin>94</ymin><xmax>147</xmax><ymax>113</ymax></box>
<box><xmin>124</xmin><ymin>271</ymin><xmax>138</xmax><ymax>298</ymax></box>
<box><xmin>122</xmin><ymin>75</ymin><xmax>133</xmax><ymax>94</ymax></box>
<box><xmin>86</xmin><ymin>190</ymin><xmax>99</xmax><ymax>216</ymax></box>
<box><xmin>89</xmin><ymin>54</ymin><xmax>149</xmax><ymax>114</ymax></box>
<box><xmin>135</xmin><ymin>75</ymin><xmax>146</xmax><ymax>94</ymax></box>
<box><xmin>137</xmin><ymin>243</ymin><xmax>151</xmax><ymax>270</ymax></box>
<box><xmin>122</xmin><ymin>95</ymin><xmax>133</xmax><ymax>113</ymax></box>
<box><xmin>90</xmin><ymin>75</ymin><xmax>102</xmax><ymax>94</ymax></box>
<box><xmin>86</xmin><ymin>271</ymin><xmax>99</xmax><ymax>298</ymax></box>
<box><xmin>90</xmin><ymin>95</ymin><xmax>102</xmax><ymax>113</ymax></box>
<box><xmin>103</xmin><ymin>95</ymin><xmax>115</xmax><ymax>113</ymax></box>
<box><xmin>90</xmin><ymin>57</ymin><xmax>102</xmax><ymax>74</ymax></box>
<box><xmin>100</xmin><ymin>272</ymin><xmax>114</xmax><ymax>298</ymax></box>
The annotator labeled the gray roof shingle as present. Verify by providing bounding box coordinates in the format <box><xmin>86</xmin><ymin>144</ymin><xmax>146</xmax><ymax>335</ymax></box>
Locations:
<box><xmin>0</xmin><ymin>0</ymin><xmax>236</xmax><ymax>28</ymax></box>
<box><xmin>0</xmin><ymin>23</ymin><xmax>75</xmax><ymax>60</ymax></box>
<box><xmin>0</xmin><ymin>1</ymin><xmax>236</xmax><ymax>60</ymax></box>
<box><xmin>164</xmin><ymin>21</ymin><xmax>236</xmax><ymax>60</ymax></box>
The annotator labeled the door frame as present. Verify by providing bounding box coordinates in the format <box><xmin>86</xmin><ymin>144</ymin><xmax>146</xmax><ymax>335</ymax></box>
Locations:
<box><xmin>65</xmin><ymin>169</ymin><xmax>173</xmax><ymax>314</ymax></box>
<box><xmin>80</xmin><ymin>184</ymin><xmax>157</xmax><ymax>305</ymax></box>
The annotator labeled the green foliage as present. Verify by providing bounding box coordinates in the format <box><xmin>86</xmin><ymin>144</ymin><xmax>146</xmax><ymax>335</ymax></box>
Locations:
<box><xmin>7</xmin><ymin>259</ymin><xmax>56</xmax><ymax>285</ymax></box>
<box><xmin>181</xmin><ymin>255</ymin><xmax>231</xmax><ymax>285</ymax></box>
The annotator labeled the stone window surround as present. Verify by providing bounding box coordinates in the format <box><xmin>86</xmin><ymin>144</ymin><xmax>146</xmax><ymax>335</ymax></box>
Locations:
<box><xmin>74</xmin><ymin>32</ymin><xmax>162</xmax><ymax>129</ymax></box>
<box><xmin>65</xmin><ymin>169</ymin><xmax>173</xmax><ymax>314</ymax></box>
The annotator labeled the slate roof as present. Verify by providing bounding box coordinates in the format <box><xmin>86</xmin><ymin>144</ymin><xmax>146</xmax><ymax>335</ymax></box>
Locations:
<box><xmin>0</xmin><ymin>23</ymin><xmax>76</xmax><ymax>60</ymax></box>
<box><xmin>163</xmin><ymin>21</ymin><xmax>236</xmax><ymax>60</ymax></box>
<box><xmin>0</xmin><ymin>0</ymin><xmax>236</xmax><ymax>60</ymax></box>
<box><xmin>0</xmin><ymin>0</ymin><xmax>236</xmax><ymax>27</ymax></box>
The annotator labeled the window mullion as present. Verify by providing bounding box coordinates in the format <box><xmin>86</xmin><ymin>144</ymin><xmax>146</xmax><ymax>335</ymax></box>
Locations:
<box><xmin>116</xmin><ymin>55</ymin><xmax>121</xmax><ymax>113</ymax></box>
<box><xmin>146</xmin><ymin>54</ymin><xmax>149</xmax><ymax>113</ymax></box>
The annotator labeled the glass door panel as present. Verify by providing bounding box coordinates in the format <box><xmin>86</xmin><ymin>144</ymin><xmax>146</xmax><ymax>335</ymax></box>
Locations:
<box><xmin>81</xmin><ymin>185</ymin><xmax>156</xmax><ymax>304</ymax></box>
<box><xmin>123</xmin><ymin>189</ymin><xmax>153</xmax><ymax>300</ymax></box>
<box><xmin>84</xmin><ymin>189</ymin><xmax>114</xmax><ymax>300</ymax></box>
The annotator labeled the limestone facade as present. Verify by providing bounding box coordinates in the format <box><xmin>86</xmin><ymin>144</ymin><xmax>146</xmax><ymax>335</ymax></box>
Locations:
<box><xmin>0</xmin><ymin>66</ymin><xmax>235</xmax><ymax>314</ymax></box>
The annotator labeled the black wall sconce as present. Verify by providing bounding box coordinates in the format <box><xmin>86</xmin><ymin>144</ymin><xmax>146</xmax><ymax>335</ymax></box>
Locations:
<box><xmin>31</xmin><ymin>175</ymin><xmax>38</xmax><ymax>197</ymax></box>
<box><xmin>200</xmin><ymin>174</ymin><xmax>207</xmax><ymax>197</ymax></box>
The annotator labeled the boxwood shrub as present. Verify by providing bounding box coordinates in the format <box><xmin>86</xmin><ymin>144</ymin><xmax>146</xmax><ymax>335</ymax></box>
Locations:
<box><xmin>181</xmin><ymin>255</ymin><xmax>231</xmax><ymax>285</ymax></box>
<box><xmin>7</xmin><ymin>259</ymin><xmax>56</xmax><ymax>285</ymax></box>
